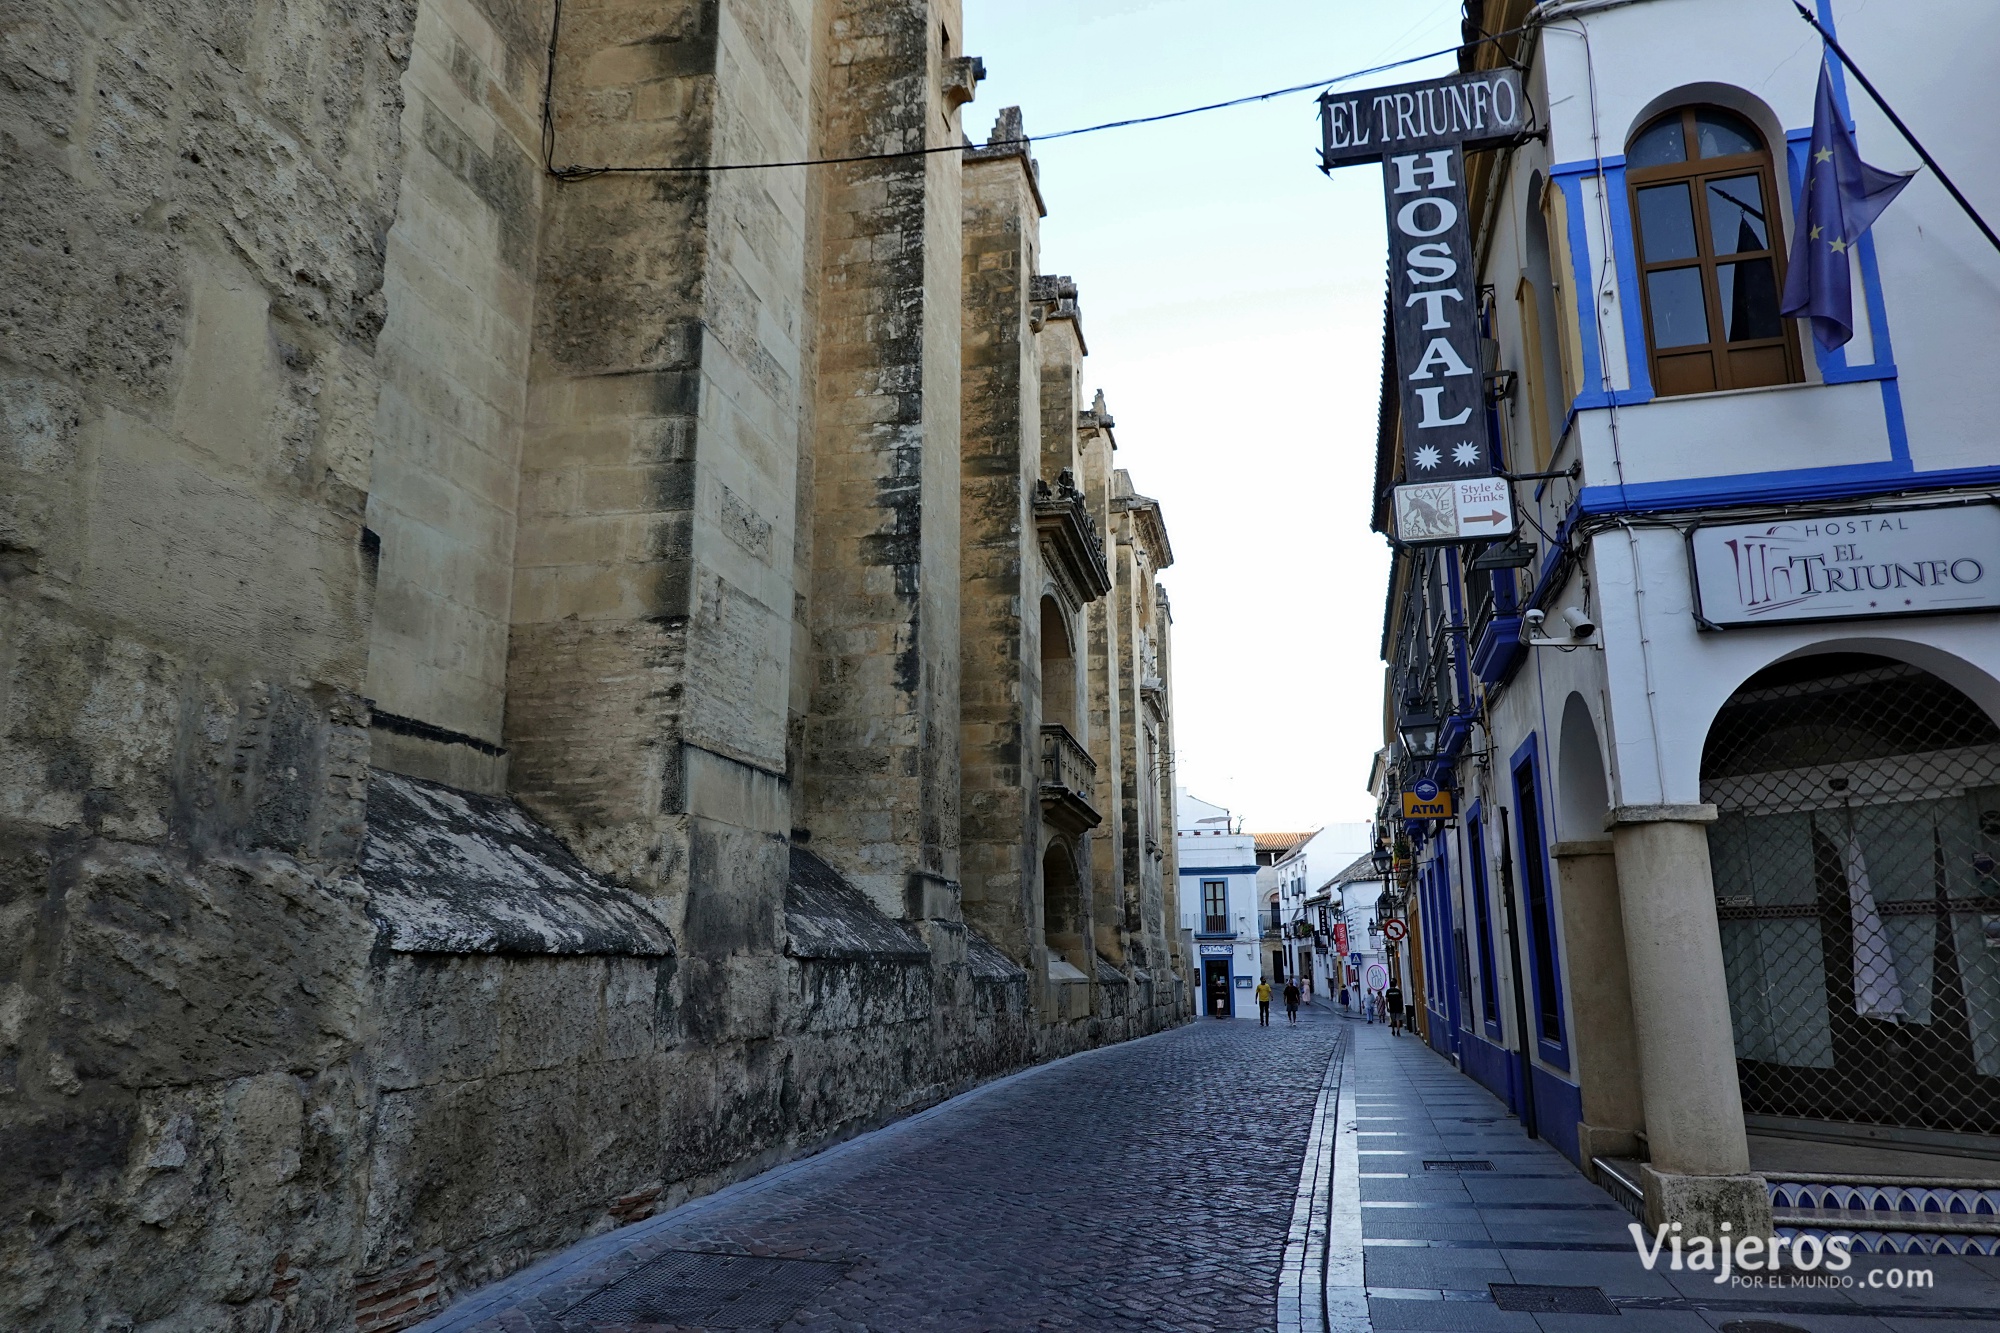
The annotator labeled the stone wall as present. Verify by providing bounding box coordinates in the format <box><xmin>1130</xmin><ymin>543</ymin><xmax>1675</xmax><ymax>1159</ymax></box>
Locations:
<box><xmin>0</xmin><ymin>1</ymin><xmax>1188</xmax><ymax>1328</ymax></box>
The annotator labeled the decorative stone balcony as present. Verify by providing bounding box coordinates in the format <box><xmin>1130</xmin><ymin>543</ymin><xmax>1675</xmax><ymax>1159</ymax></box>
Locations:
<box><xmin>1034</xmin><ymin>471</ymin><xmax>1112</xmax><ymax>608</ymax></box>
<box><xmin>1038</xmin><ymin>724</ymin><xmax>1101</xmax><ymax>834</ymax></box>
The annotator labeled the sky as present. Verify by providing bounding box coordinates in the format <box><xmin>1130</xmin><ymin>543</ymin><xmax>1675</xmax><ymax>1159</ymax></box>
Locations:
<box><xmin>963</xmin><ymin>0</ymin><xmax>1467</xmax><ymax>830</ymax></box>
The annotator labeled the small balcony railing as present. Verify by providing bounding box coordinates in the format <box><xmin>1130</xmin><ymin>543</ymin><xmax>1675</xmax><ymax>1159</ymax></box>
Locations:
<box><xmin>1038</xmin><ymin>724</ymin><xmax>1101</xmax><ymax>831</ymax></box>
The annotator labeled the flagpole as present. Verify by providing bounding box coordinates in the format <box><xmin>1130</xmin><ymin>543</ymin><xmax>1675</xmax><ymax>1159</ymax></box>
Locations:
<box><xmin>1789</xmin><ymin>0</ymin><xmax>2000</xmax><ymax>259</ymax></box>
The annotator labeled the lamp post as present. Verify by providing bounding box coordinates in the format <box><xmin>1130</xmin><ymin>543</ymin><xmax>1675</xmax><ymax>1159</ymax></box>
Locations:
<box><xmin>1396</xmin><ymin>707</ymin><xmax>1441</xmax><ymax>761</ymax></box>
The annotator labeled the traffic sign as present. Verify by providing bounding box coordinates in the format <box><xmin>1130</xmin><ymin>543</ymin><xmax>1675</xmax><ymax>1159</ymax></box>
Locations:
<box><xmin>1382</xmin><ymin>918</ymin><xmax>1408</xmax><ymax>943</ymax></box>
<box><xmin>1349</xmin><ymin>952</ymin><xmax>1363</xmax><ymax>968</ymax></box>
<box><xmin>1392</xmin><ymin>475</ymin><xmax>1516</xmax><ymax>545</ymax></box>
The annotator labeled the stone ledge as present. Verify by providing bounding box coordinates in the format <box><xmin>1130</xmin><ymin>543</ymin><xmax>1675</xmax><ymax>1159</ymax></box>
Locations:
<box><xmin>786</xmin><ymin>847</ymin><xmax>930</xmax><ymax>962</ymax></box>
<box><xmin>361</xmin><ymin>768</ymin><xmax>676</xmax><ymax>956</ymax></box>
<box><xmin>1606</xmin><ymin>802</ymin><xmax>1718</xmax><ymax>828</ymax></box>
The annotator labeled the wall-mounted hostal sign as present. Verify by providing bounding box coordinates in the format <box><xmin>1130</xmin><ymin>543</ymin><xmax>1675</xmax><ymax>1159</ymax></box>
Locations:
<box><xmin>1689</xmin><ymin>504</ymin><xmax>2000</xmax><ymax>629</ymax></box>
<box><xmin>1319</xmin><ymin>68</ymin><xmax>1531</xmax><ymax>544</ymax></box>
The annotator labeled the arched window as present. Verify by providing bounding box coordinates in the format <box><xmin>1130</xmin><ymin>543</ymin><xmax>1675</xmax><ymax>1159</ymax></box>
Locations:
<box><xmin>1627</xmin><ymin>106</ymin><xmax>1801</xmax><ymax>396</ymax></box>
<box><xmin>1039</xmin><ymin>596</ymin><xmax>1077</xmax><ymax>735</ymax></box>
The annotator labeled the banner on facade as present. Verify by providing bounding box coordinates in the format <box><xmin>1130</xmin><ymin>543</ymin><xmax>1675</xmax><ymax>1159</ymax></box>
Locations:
<box><xmin>1319</xmin><ymin>68</ymin><xmax>1531</xmax><ymax>539</ymax></box>
<box><xmin>1689</xmin><ymin>504</ymin><xmax>2000</xmax><ymax>628</ymax></box>
<box><xmin>1333</xmin><ymin>922</ymin><xmax>1349</xmax><ymax>954</ymax></box>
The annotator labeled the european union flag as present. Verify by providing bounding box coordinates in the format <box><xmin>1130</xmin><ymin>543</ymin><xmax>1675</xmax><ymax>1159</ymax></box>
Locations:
<box><xmin>1779</xmin><ymin>60</ymin><xmax>1914</xmax><ymax>351</ymax></box>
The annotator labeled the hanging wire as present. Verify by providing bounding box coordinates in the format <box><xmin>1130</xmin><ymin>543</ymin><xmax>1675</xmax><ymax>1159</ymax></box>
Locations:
<box><xmin>537</xmin><ymin>4</ymin><xmax>1532</xmax><ymax>182</ymax></box>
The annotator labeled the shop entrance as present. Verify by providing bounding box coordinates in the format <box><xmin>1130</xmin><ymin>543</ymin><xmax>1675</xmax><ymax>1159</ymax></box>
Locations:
<box><xmin>1703</xmin><ymin>653</ymin><xmax>2000</xmax><ymax>1137</ymax></box>
<box><xmin>1203</xmin><ymin>959</ymin><xmax>1233</xmax><ymax>1018</ymax></box>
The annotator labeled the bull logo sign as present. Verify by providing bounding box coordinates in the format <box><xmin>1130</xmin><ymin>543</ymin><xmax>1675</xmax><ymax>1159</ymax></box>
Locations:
<box><xmin>1319</xmin><ymin>69</ymin><xmax>1531</xmax><ymax>544</ymax></box>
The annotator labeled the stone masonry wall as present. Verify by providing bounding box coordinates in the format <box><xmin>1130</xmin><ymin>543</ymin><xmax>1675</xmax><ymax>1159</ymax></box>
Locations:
<box><xmin>0</xmin><ymin>0</ymin><xmax>412</xmax><ymax>1326</ymax></box>
<box><xmin>802</xmin><ymin>0</ymin><xmax>967</xmax><ymax>922</ymax></box>
<box><xmin>0</xmin><ymin>0</ymin><xmax>1187</xmax><ymax>1327</ymax></box>
<box><xmin>958</xmin><ymin>143</ymin><xmax>1043</xmax><ymax>967</ymax></box>
<box><xmin>364</xmin><ymin>0</ymin><xmax>550</xmax><ymax>796</ymax></box>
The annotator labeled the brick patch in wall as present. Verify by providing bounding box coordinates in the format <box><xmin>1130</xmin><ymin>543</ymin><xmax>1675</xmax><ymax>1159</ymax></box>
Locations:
<box><xmin>354</xmin><ymin>1256</ymin><xmax>444</xmax><ymax>1333</ymax></box>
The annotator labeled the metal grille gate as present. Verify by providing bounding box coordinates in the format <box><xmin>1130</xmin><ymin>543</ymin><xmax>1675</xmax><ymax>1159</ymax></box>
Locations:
<box><xmin>1701</xmin><ymin>653</ymin><xmax>2000</xmax><ymax>1137</ymax></box>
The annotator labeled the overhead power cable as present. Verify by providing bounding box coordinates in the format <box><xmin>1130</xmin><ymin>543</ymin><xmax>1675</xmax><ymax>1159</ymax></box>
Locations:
<box><xmin>539</xmin><ymin>13</ymin><xmax>1530</xmax><ymax>182</ymax></box>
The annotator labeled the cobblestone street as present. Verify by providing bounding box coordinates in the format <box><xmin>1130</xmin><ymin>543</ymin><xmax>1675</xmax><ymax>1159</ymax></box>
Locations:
<box><xmin>416</xmin><ymin>1012</ymin><xmax>2000</xmax><ymax>1333</ymax></box>
<box><xmin>420</xmin><ymin>1008</ymin><xmax>1347</xmax><ymax>1333</ymax></box>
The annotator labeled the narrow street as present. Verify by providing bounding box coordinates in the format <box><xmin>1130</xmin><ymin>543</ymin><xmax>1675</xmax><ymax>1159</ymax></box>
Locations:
<box><xmin>414</xmin><ymin>1015</ymin><xmax>2000</xmax><ymax>1333</ymax></box>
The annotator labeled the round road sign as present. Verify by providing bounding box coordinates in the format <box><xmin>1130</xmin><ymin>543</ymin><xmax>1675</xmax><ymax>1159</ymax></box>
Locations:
<box><xmin>1382</xmin><ymin>917</ymin><xmax>1408</xmax><ymax>943</ymax></box>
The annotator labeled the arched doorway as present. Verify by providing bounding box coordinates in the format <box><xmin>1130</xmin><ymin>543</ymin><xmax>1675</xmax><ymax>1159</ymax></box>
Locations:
<box><xmin>1701</xmin><ymin>652</ymin><xmax>2000</xmax><ymax>1135</ymax></box>
<box><xmin>1043</xmin><ymin>842</ymin><xmax>1085</xmax><ymax>971</ymax></box>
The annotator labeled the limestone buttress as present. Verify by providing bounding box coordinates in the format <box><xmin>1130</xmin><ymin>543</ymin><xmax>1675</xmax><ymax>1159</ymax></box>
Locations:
<box><xmin>0</xmin><ymin>0</ymin><xmax>1188</xmax><ymax>1328</ymax></box>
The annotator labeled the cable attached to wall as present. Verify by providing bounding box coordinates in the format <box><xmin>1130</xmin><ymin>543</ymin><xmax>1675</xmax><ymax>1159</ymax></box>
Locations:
<box><xmin>536</xmin><ymin>6</ymin><xmax>1532</xmax><ymax>182</ymax></box>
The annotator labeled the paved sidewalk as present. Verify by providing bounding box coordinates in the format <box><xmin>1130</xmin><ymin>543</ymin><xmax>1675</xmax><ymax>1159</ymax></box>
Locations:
<box><xmin>1344</xmin><ymin>1019</ymin><xmax>2000</xmax><ymax>1333</ymax></box>
<box><xmin>415</xmin><ymin>1007</ymin><xmax>1347</xmax><ymax>1333</ymax></box>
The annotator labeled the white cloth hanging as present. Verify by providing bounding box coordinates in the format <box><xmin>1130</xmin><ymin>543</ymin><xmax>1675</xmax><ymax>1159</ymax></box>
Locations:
<box><xmin>1846</xmin><ymin>829</ymin><xmax>1907</xmax><ymax>1021</ymax></box>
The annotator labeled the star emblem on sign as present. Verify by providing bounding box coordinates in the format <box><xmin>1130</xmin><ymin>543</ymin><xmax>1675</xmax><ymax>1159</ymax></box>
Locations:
<box><xmin>1452</xmin><ymin>442</ymin><xmax>1481</xmax><ymax>467</ymax></box>
<box><xmin>1414</xmin><ymin>445</ymin><xmax>1441</xmax><ymax>470</ymax></box>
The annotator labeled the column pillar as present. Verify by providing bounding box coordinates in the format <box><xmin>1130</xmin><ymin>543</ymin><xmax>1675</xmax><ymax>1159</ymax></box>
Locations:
<box><xmin>1608</xmin><ymin>804</ymin><xmax>1770</xmax><ymax>1236</ymax></box>
<box><xmin>1551</xmin><ymin>839</ymin><xmax>1644</xmax><ymax>1164</ymax></box>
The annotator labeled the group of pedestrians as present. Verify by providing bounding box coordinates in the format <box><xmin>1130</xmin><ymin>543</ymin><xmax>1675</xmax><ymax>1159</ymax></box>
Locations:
<box><xmin>1337</xmin><ymin>982</ymin><xmax>1407</xmax><ymax>1034</ymax></box>
<box><xmin>1248</xmin><ymin>975</ymin><xmax>1407</xmax><ymax>1035</ymax></box>
<box><xmin>1253</xmin><ymin>978</ymin><xmax>1305</xmax><ymax>1025</ymax></box>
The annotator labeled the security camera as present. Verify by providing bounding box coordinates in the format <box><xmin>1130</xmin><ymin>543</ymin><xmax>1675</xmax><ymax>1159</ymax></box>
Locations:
<box><xmin>1560</xmin><ymin>606</ymin><xmax>1595</xmax><ymax>639</ymax></box>
<box><xmin>1523</xmin><ymin>608</ymin><xmax>1546</xmax><ymax>628</ymax></box>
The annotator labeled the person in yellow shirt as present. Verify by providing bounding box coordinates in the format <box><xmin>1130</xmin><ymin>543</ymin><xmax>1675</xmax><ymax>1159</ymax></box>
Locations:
<box><xmin>1255</xmin><ymin>979</ymin><xmax>1273</xmax><ymax>1026</ymax></box>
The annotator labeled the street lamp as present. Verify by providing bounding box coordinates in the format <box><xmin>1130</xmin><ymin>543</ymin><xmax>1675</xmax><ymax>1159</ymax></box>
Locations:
<box><xmin>1370</xmin><ymin>845</ymin><xmax>1393</xmax><ymax>876</ymax></box>
<box><xmin>1396</xmin><ymin>707</ymin><xmax>1440</xmax><ymax>760</ymax></box>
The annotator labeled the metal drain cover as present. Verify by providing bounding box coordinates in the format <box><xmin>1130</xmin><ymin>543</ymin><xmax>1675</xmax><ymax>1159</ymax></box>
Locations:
<box><xmin>563</xmin><ymin>1250</ymin><xmax>849</xmax><ymax>1328</ymax></box>
<box><xmin>1490</xmin><ymin>1284</ymin><xmax>1619</xmax><ymax>1315</ymax></box>
<box><xmin>1423</xmin><ymin>1159</ymin><xmax>1494</xmax><ymax>1171</ymax></box>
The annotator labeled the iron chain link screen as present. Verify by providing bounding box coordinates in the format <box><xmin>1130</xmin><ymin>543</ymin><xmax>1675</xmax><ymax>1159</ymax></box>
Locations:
<box><xmin>1702</xmin><ymin>653</ymin><xmax>2000</xmax><ymax>1137</ymax></box>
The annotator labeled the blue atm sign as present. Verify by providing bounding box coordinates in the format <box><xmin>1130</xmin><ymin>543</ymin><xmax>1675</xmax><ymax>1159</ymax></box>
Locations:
<box><xmin>1403</xmin><ymin>778</ymin><xmax>1453</xmax><ymax>819</ymax></box>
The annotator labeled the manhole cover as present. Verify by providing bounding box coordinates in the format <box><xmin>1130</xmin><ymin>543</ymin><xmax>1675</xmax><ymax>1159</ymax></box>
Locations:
<box><xmin>563</xmin><ymin>1250</ymin><xmax>849</xmax><ymax>1328</ymax></box>
<box><xmin>1490</xmin><ymin>1284</ymin><xmax>1618</xmax><ymax>1315</ymax></box>
<box><xmin>1720</xmin><ymin>1323</ymin><xmax>1812</xmax><ymax>1333</ymax></box>
<box><xmin>1423</xmin><ymin>1159</ymin><xmax>1494</xmax><ymax>1171</ymax></box>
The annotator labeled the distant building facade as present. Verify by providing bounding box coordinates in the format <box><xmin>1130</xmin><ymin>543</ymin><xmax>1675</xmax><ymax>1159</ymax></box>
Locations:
<box><xmin>1256</xmin><ymin>824</ymin><xmax>1371</xmax><ymax>993</ymax></box>
<box><xmin>1373</xmin><ymin>0</ymin><xmax>2000</xmax><ymax>1242</ymax></box>
<box><xmin>0</xmin><ymin>3</ymin><xmax>1188</xmax><ymax>1326</ymax></box>
<box><xmin>1177</xmin><ymin>790</ymin><xmax>1260</xmax><ymax>1019</ymax></box>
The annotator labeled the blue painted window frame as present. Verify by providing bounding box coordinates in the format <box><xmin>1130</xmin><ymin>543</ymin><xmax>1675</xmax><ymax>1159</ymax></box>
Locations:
<box><xmin>1509</xmin><ymin>735</ymin><xmax>1570</xmax><ymax>1070</ymax></box>
<box><xmin>1539</xmin><ymin>58</ymin><xmax>1949</xmax><ymax>515</ymax></box>
<box><xmin>1465</xmin><ymin>801</ymin><xmax>1504</xmax><ymax>1041</ymax></box>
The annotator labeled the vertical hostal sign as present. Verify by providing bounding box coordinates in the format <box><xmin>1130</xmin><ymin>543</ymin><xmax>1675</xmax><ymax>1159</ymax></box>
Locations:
<box><xmin>1320</xmin><ymin>69</ymin><xmax>1530</xmax><ymax>541</ymax></box>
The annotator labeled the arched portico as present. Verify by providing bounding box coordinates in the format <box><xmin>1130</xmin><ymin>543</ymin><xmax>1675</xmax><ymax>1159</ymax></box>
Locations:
<box><xmin>1702</xmin><ymin>651</ymin><xmax>2000</xmax><ymax>1139</ymax></box>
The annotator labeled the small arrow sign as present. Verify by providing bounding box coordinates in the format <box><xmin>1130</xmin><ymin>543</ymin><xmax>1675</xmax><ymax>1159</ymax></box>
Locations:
<box><xmin>1392</xmin><ymin>476</ymin><xmax>1516</xmax><ymax>544</ymax></box>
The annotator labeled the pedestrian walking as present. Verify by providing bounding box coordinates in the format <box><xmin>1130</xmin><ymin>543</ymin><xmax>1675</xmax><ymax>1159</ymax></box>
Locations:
<box><xmin>1255</xmin><ymin>979</ymin><xmax>1273</xmax><ymax>1026</ymax></box>
<box><xmin>1386</xmin><ymin>982</ymin><xmax>1405</xmax><ymax>1036</ymax></box>
<box><xmin>1282</xmin><ymin>980</ymin><xmax>1301</xmax><ymax>1025</ymax></box>
<box><xmin>1338</xmin><ymin>985</ymin><xmax>1350</xmax><ymax>1014</ymax></box>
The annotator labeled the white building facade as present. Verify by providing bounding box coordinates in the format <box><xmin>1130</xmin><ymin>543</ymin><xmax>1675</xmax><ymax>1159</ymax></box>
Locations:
<box><xmin>1373</xmin><ymin>0</ymin><xmax>2000</xmax><ymax>1241</ymax></box>
<box><xmin>1260</xmin><ymin>825</ymin><xmax>1375</xmax><ymax>996</ymax></box>
<box><xmin>1176</xmin><ymin>790</ymin><xmax>1262</xmax><ymax>1019</ymax></box>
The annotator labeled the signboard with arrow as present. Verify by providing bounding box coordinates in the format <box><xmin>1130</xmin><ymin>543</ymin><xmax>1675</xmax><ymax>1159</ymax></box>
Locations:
<box><xmin>1392</xmin><ymin>475</ymin><xmax>1515</xmax><ymax>545</ymax></box>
